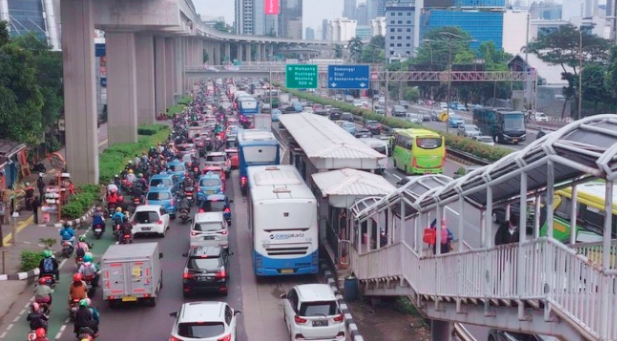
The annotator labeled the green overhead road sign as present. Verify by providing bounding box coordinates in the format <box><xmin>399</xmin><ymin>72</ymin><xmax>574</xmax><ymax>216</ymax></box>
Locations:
<box><xmin>285</xmin><ymin>64</ymin><xmax>318</xmax><ymax>89</ymax></box>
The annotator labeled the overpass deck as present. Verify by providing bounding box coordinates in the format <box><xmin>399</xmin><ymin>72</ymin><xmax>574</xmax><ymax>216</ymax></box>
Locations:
<box><xmin>346</xmin><ymin>114</ymin><xmax>617</xmax><ymax>341</ymax></box>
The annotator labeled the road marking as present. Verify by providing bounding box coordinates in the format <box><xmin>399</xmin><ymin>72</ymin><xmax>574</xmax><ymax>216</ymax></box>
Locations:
<box><xmin>5</xmin><ymin>324</ymin><xmax>12</xmax><ymax>331</ymax></box>
<box><xmin>11</xmin><ymin>316</ymin><xmax>19</xmax><ymax>323</ymax></box>
<box><xmin>391</xmin><ymin>173</ymin><xmax>401</xmax><ymax>180</ymax></box>
<box><xmin>0</xmin><ymin>332</ymin><xmax>6</xmax><ymax>338</ymax></box>
<box><xmin>55</xmin><ymin>322</ymin><xmax>68</xmax><ymax>340</ymax></box>
<box><xmin>2</xmin><ymin>216</ymin><xmax>34</xmax><ymax>246</ymax></box>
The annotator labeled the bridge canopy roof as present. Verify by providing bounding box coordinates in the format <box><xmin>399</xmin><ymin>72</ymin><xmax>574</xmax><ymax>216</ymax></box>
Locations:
<box><xmin>312</xmin><ymin>168</ymin><xmax>396</xmax><ymax>208</ymax></box>
<box><xmin>279</xmin><ymin>113</ymin><xmax>385</xmax><ymax>170</ymax></box>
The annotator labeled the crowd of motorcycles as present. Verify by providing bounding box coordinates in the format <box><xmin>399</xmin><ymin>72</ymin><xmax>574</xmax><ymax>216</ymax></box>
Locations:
<box><xmin>27</xmin><ymin>83</ymin><xmax>248</xmax><ymax>341</ymax></box>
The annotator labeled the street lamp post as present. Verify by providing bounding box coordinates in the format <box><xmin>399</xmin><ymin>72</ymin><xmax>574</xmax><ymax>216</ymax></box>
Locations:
<box><xmin>578</xmin><ymin>27</ymin><xmax>583</xmax><ymax>120</ymax></box>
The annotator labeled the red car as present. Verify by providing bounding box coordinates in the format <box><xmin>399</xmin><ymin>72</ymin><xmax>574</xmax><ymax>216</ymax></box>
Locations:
<box><xmin>225</xmin><ymin>149</ymin><xmax>239</xmax><ymax>169</ymax></box>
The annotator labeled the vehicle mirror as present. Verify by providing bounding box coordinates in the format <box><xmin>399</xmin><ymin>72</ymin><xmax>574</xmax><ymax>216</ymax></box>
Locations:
<box><xmin>229</xmin><ymin>199</ymin><xmax>234</xmax><ymax>203</ymax></box>
<box><xmin>228</xmin><ymin>251</ymin><xmax>235</xmax><ymax>256</ymax></box>
<box><xmin>280</xmin><ymin>294</ymin><xmax>287</xmax><ymax>299</ymax></box>
<box><xmin>170</xmin><ymin>312</ymin><xmax>178</xmax><ymax>317</ymax></box>
<box><xmin>159</xmin><ymin>252</ymin><xmax>164</xmax><ymax>259</ymax></box>
<box><xmin>182</xmin><ymin>253</ymin><xmax>188</xmax><ymax>257</ymax></box>
<box><xmin>234</xmin><ymin>310</ymin><xmax>241</xmax><ymax>315</ymax></box>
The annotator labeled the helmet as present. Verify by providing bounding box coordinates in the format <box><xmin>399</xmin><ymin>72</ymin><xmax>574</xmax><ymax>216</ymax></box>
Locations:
<box><xmin>42</xmin><ymin>250</ymin><xmax>52</xmax><ymax>258</ymax></box>
<box><xmin>128</xmin><ymin>160</ymin><xmax>133</xmax><ymax>164</ymax></box>
<box><xmin>128</xmin><ymin>169</ymin><xmax>134</xmax><ymax>174</ymax></box>
<box><xmin>137</xmin><ymin>173</ymin><xmax>143</xmax><ymax>178</ymax></box>
<box><xmin>116</xmin><ymin>207</ymin><xmax>122</xmax><ymax>213</ymax></box>
<box><xmin>79</xmin><ymin>299</ymin><xmax>89</xmax><ymax>307</ymax></box>
<box><xmin>78</xmin><ymin>235</ymin><xmax>86</xmax><ymax>242</ymax></box>
<box><xmin>38</xmin><ymin>277</ymin><xmax>47</xmax><ymax>285</ymax></box>
<box><xmin>83</xmin><ymin>253</ymin><xmax>93</xmax><ymax>262</ymax></box>
<box><xmin>39</xmin><ymin>173</ymin><xmax>44</xmax><ymax>178</ymax></box>
<box><xmin>32</xmin><ymin>302</ymin><xmax>40</xmax><ymax>312</ymax></box>
<box><xmin>63</xmin><ymin>221</ymin><xmax>72</xmax><ymax>228</ymax></box>
<box><xmin>73</xmin><ymin>273</ymin><xmax>83</xmax><ymax>282</ymax></box>
<box><xmin>84</xmin><ymin>298</ymin><xmax>92</xmax><ymax>306</ymax></box>
<box><xmin>25</xmin><ymin>182</ymin><xmax>30</xmax><ymax>187</ymax></box>
<box><xmin>35</xmin><ymin>328</ymin><xmax>46</xmax><ymax>338</ymax></box>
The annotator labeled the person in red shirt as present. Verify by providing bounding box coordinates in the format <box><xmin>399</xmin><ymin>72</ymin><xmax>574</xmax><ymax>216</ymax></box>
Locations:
<box><xmin>34</xmin><ymin>327</ymin><xmax>50</xmax><ymax>341</ymax></box>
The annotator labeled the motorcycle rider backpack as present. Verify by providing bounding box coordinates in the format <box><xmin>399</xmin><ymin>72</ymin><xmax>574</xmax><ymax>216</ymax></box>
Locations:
<box><xmin>43</xmin><ymin>258</ymin><xmax>54</xmax><ymax>273</ymax></box>
<box><xmin>75</xmin><ymin>246</ymin><xmax>86</xmax><ymax>258</ymax></box>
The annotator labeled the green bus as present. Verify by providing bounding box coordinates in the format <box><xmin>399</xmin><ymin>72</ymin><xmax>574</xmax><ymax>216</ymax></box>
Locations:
<box><xmin>392</xmin><ymin>129</ymin><xmax>445</xmax><ymax>174</ymax></box>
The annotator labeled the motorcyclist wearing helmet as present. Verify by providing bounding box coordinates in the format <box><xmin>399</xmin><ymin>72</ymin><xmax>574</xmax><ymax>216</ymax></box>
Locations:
<box><xmin>91</xmin><ymin>207</ymin><xmax>105</xmax><ymax>234</ymax></box>
<box><xmin>78</xmin><ymin>253</ymin><xmax>99</xmax><ymax>288</ymax></box>
<box><xmin>35</xmin><ymin>277</ymin><xmax>53</xmax><ymax>305</ymax></box>
<box><xmin>38</xmin><ymin>250</ymin><xmax>59</xmax><ymax>281</ymax></box>
<box><xmin>33</xmin><ymin>327</ymin><xmax>50</xmax><ymax>341</ymax></box>
<box><xmin>85</xmin><ymin>298</ymin><xmax>100</xmax><ymax>325</ymax></box>
<box><xmin>59</xmin><ymin>222</ymin><xmax>75</xmax><ymax>245</ymax></box>
<box><xmin>113</xmin><ymin>174</ymin><xmax>121</xmax><ymax>188</ymax></box>
<box><xmin>68</xmin><ymin>274</ymin><xmax>88</xmax><ymax>307</ymax></box>
<box><xmin>125</xmin><ymin>168</ymin><xmax>137</xmax><ymax>183</ymax></box>
<box><xmin>73</xmin><ymin>299</ymin><xmax>95</xmax><ymax>337</ymax></box>
<box><xmin>137</xmin><ymin>173</ymin><xmax>148</xmax><ymax>191</ymax></box>
<box><xmin>27</xmin><ymin>303</ymin><xmax>48</xmax><ymax>332</ymax></box>
<box><xmin>182</xmin><ymin>174</ymin><xmax>194</xmax><ymax>190</ymax></box>
<box><xmin>75</xmin><ymin>235</ymin><xmax>90</xmax><ymax>260</ymax></box>
<box><xmin>177</xmin><ymin>194</ymin><xmax>190</xmax><ymax>213</ymax></box>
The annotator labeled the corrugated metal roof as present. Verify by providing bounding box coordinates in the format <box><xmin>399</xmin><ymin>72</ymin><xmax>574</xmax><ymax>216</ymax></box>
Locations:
<box><xmin>312</xmin><ymin>168</ymin><xmax>396</xmax><ymax>197</ymax></box>
<box><xmin>279</xmin><ymin>113</ymin><xmax>385</xmax><ymax>170</ymax></box>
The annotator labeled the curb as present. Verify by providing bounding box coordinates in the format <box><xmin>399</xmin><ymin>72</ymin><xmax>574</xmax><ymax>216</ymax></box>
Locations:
<box><xmin>0</xmin><ymin>202</ymin><xmax>101</xmax><ymax>281</ymax></box>
<box><xmin>320</xmin><ymin>263</ymin><xmax>364</xmax><ymax>341</ymax></box>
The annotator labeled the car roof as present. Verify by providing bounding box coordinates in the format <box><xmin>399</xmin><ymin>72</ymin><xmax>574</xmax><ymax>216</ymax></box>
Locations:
<box><xmin>178</xmin><ymin>302</ymin><xmax>225</xmax><ymax>323</ymax></box>
<box><xmin>167</xmin><ymin>159</ymin><xmax>183</xmax><ymax>164</ymax></box>
<box><xmin>200</xmin><ymin>172</ymin><xmax>222</xmax><ymax>179</ymax></box>
<box><xmin>295</xmin><ymin>284</ymin><xmax>337</xmax><ymax>301</ymax></box>
<box><xmin>134</xmin><ymin>205</ymin><xmax>164</xmax><ymax>212</ymax></box>
<box><xmin>206</xmin><ymin>194</ymin><xmax>227</xmax><ymax>201</ymax></box>
<box><xmin>151</xmin><ymin>173</ymin><xmax>173</xmax><ymax>178</ymax></box>
<box><xmin>207</xmin><ymin>152</ymin><xmax>225</xmax><ymax>156</ymax></box>
<box><xmin>194</xmin><ymin>211</ymin><xmax>225</xmax><ymax>222</ymax></box>
<box><xmin>148</xmin><ymin>187</ymin><xmax>172</xmax><ymax>193</ymax></box>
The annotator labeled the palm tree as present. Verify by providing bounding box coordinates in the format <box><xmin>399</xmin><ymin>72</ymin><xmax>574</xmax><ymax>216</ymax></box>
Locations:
<box><xmin>348</xmin><ymin>37</ymin><xmax>364</xmax><ymax>63</ymax></box>
<box><xmin>334</xmin><ymin>44</ymin><xmax>344</xmax><ymax>59</ymax></box>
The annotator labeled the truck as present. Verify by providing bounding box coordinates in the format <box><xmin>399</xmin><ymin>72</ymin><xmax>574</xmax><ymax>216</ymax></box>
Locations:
<box><xmin>101</xmin><ymin>242</ymin><xmax>163</xmax><ymax>308</ymax></box>
<box><xmin>253</xmin><ymin>113</ymin><xmax>272</xmax><ymax>131</ymax></box>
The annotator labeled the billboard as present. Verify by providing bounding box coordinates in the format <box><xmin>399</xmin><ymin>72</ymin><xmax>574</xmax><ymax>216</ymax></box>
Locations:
<box><xmin>265</xmin><ymin>0</ymin><xmax>279</xmax><ymax>15</ymax></box>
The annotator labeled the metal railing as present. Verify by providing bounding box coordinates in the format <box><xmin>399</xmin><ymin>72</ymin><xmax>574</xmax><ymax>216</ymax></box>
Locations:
<box><xmin>571</xmin><ymin>240</ymin><xmax>617</xmax><ymax>270</ymax></box>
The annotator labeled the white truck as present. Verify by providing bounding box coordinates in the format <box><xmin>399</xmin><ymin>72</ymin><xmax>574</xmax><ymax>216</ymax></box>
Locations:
<box><xmin>253</xmin><ymin>113</ymin><xmax>272</xmax><ymax>131</ymax></box>
<box><xmin>101</xmin><ymin>242</ymin><xmax>163</xmax><ymax>308</ymax></box>
<box><xmin>279</xmin><ymin>93</ymin><xmax>290</xmax><ymax>106</ymax></box>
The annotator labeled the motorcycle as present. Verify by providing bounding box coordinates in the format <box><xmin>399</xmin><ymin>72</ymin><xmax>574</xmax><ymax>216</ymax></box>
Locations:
<box><xmin>119</xmin><ymin>232</ymin><xmax>132</xmax><ymax>244</ymax></box>
<box><xmin>92</xmin><ymin>223</ymin><xmax>104</xmax><ymax>239</ymax></box>
<box><xmin>75</xmin><ymin>255</ymin><xmax>84</xmax><ymax>269</ymax></box>
<box><xmin>77</xmin><ymin>326</ymin><xmax>96</xmax><ymax>340</ymax></box>
<box><xmin>131</xmin><ymin>195</ymin><xmax>143</xmax><ymax>209</ymax></box>
<box><xmin>68</xmin><ymin>298</ymin><xmax>80</xmax><ymax>320</ymax></box>
<box><xmin>184</xmin><ymin>187</ymin><xmax>195</xmax><ymax>205</ymax></box>
<box><xmin>179</xmin><ymin>209</ymin><xmax>192</xmax><ymax>224</ymax></box>
<box><xmin>39</xmin><ymin>274</ymin><xmax>56</xmax><ymax>288</ymax></box>
<box><xmin>33</xmin><ymin>297</ymin><xmax>51</xmax><ymax>315</ymax></box>
<box><xmin>61</xmin><ymin>240</ymin><xmax>74</xmax><ymax>258</ymax></box>
<box><xmin>83</xmin><ymin>275</ymin><xmax>98</xmax><ymax>297</ymax></box>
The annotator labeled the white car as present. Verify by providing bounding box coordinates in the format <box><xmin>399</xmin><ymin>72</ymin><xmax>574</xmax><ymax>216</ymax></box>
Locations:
<box><xmin>131</xmin><ymin>205</ymin><xmax>170</xmax><ymax>237</ymax></box>
<box><xmin>169</xmin><ymin>301</ymin><xmax>240</xmax><ymax>341</ymax></box>
<box><xmin>205</xmin><ymin>152</ymin><xmax>231</xmax><ymax>175</ymax></box>
<box><xmin>281</xmin><ymin>284</ymin><xmax>345</xmax><ymax>341</ymax></box>
<box><xmin>190</xmin><ymin>212</ymin><xmax>229</xmax><ymax>249</ymax></box>
<box><xmin>302</xmin><ymin>107</ymin><xmax>314</xmax><ymax>114</ymax></box>
<box><xmin>472</xmin><ymin>135</ymin><xmax>495</xmax><ymax>146</ymax></box>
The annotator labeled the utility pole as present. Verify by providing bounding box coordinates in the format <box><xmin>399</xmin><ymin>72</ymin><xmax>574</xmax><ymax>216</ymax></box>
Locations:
<box><xmin>578</xmin><ymin>25</ymin><xmax>583</xmax><ymax>120</ymax></box>
<box><xmin>445</xmin><ymin>35</ymin><xmax>453</xmax><ymax>133</ymax></box>
<box><xmin>525</xmin><ymin>12</ymin><xmax>530</xmax><ymax>111</ymax></box>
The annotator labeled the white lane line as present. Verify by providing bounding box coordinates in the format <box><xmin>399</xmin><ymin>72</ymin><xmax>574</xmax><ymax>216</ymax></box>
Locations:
<box><xmin>11</xmin><ymin>315</ymin><xmax>19</xmax><ymax>323</ymax></box>
<box><xmin>5</xmin><ymin>324</ymin><xmax>12</xmax><ymax>331</ymax></box>
<box><xmin>0</xmin><ymin>331</ymin><xmax>6</xmax><ymax>338</ymax></box>
<box><xmin>55</xmin><ymin>323</ymin><xmax>67</xmax><ymax>340</ymax></box>
<box><xmin>392</xmin><ymin>173</ymin><xmax>401</xmax><ymax>180</ymax></box>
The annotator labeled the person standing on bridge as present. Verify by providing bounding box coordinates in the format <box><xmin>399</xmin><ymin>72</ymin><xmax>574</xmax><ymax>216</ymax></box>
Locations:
<box><xmin>494</xmin><ymin>214</ymin><xmax>520</xmax><ymax>294</ymax></box>
<box><xmin>495</xmin><ymin>214</ymin><xmax>519</xmax><ymax>246</ymax></box>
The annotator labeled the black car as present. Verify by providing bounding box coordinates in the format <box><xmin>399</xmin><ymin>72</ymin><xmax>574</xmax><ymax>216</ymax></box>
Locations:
<box><xmin>364</xmin><ymin>120</ymin><xmax>381</xmax><ymax>135</ymax></box>
<box><xmin>182</xmin><ymin>246</ymin><xmax>231</xmax><ymax>297</ymax></box>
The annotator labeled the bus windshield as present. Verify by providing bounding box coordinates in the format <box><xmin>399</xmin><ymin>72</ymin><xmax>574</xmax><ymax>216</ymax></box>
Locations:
<box><xmin>503</xmin><ymin>114</ymin><xmax>525</xmax><ymax>131</ymax></box>
<box><xmin>416</xmin><ymin>137</ymin><xmax>442</xmax><ymax>149</ymax></box>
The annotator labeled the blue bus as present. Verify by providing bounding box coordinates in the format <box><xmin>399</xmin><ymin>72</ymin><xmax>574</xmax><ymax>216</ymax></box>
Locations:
<box><xmin>238</xmin><ymin>97</ymin><xmax>259</xmax><ymax>116</ymax></box>
<box><xmin>247</xmin><ymin>165</ymin><xmax>319</xmax><ymax>277</ymax></box>
<box><xmin>237</xmin><ymin>129</ymin><xmax>280</xmax><ymax>195</ymax></box>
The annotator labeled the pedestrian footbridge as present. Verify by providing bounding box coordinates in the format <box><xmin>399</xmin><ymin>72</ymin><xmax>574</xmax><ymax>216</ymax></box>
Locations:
<box><xmin>345</xmin><ymin>115</ymin><xmax>617</xmax><ymax>341</ymax></box>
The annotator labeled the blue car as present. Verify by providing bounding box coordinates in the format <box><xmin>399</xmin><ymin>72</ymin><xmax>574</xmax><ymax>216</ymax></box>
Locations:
<box><xmin>197</xmin><ymin>172</ymin><xmax>224</xmax><ymax>202</ymax></box>
<box><xmin>271</xmin><ymin>109</ymin><xmax>282</xmax><ymax>122</ymax></box>
<box><xmin>146</xmin><ymin>187</ymin><xmax>177</xmax><ymax>218</ymax></box>
<box><xmin>199</xmin><ymin>194</ymin><xmax>233</xmax><ymax>223</ymax></box>
<box><xmin>166</xmin><ymin>160</ymin><xmax>187</xmax><ymax>183</ymax></box>
<box><xmin>149</xmin><ymin>173</ymin><xmax>179</xmax><ymax>193</ymax></box>
<box><xmin>341</xmin><ymin>121</ymin><xmax>356</xmax><ymax>135</ymax></box>
<box><xmin>448</xmin><ymin>114</ymin><xmax>465</xmax><ymax>128</ymax></box>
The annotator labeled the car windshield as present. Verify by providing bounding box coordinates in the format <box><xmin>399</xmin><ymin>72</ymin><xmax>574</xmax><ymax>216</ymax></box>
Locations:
<box><xmin>202</xmin><ymin>200</ymin><xmax>226</xmax><ymax>212</ymax></box>
<box><xmin>150</xmin><ymin>178</ymin><xmax>172</xmax><ymax>187</ymax></box>
<box><xmin>450</xmin><ymin>114</ymin><xmax>461</xmax><ymax>120</ymax></box>
<box><xmin>465</xmin><ymin>125</ymin><xmax>479</xmax><ymax>131</ymax></box>
<box><xmin>147</xmin><ymin>191</ymin><xmax>171</xmax><ymax>201</ymax></box>
<box><xmin>177</xmin><ymin>322</ymin><xmax>225</xmax><ymax>338</ymax></box>
<box><xmin>194</xmin><ymin>221</ymin><xmax>224</xmax><ymax>231</ymax></box>
<box><xmin>134</xmin><ymin>211</ymin><xmax>160</xmax><ymax>223</ymax></box>
<box><xmin>299</xmin><ymin>301</ymin><xmax>338</xmax><ymax>316</ymax></box>
<box><xmin>503</xmin><ymin>114</ymin><xmax>525</xmax><ymax>130</ymax></box>
<box><xmin>200</xmin><ymin>178</ymin><xmax>221</xmax><ymax>187</ymax></box>
<box><xmin>416</xmin><ymin>137</ymin><xmax>442</xmax><ymax>149</ymax></box>
<box><xmin>206</xmin><ymin>155</ymin><xmax>225</xmax><ymax>162</ymax></box>
<box><xmin>342</xmin><ymin>122</ymin><xmax>354</xmax><ymax>128</ymax></box>
<box><xmin>169</xmin><ymin>164</ymin><xmax>185</xmax><ymax>172</ymax></box>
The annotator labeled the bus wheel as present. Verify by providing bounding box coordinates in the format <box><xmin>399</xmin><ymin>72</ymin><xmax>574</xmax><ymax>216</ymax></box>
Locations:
<box><xmin>493</xmin><ymin>135</ymin><xmax>498</xmax><ymax>143</ymax></box>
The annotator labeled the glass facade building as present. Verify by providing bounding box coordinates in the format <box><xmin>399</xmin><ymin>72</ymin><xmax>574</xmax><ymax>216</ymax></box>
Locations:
<box><xmin>278</xmin><ymin>0</ymin><xmax>302</xmax><ymax>39</ymax></box>
<box><xmin>6</xmin><ymin>0</ymin><xmax>46</xmax><ymax>40</ymax></box>
<box><xmin>420</xmin><ymin>10</ymin><xmax>504</xmax><ymax>49</ymax></box>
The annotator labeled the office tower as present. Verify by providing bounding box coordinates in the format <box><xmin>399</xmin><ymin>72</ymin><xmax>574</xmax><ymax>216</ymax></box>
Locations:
<box><xmin>370</xmin><ymin>17</ymin><xmax>387</xmax><ymax>36</ymax></box>
<box><xmin>330</xmin><ymin>17</ymin><xmax>358</xmax><ymax>42</ymax></box>
<box><xmin>235</xmin><ymin>0</ymin><xmax>255</xmax><ymax>34</ymax></box>
<box><xmin>343</xmin><ymin>0</ymin><xmax>357</xmax><ymax>19</ymax></box>
<box><xmin>254</xmin><ymin>0</ymin><xmax>265</xmax><ymax>35</ymax></box>
<box><xmin>385</xmin><ymin>2</ymin><xmax>415</xmax><ymax>60</ymax></box>
<box><xmin>322</xmin><ymin>19</ymin><xmax>330</xmax><ymax>40</ymax></box>
<box><xmin>278</xmin><ymin>0</ymin><xmax>302</xmax><ymax>39</ymax></box>
<box><xmin>356</xmin><ymin>3</ymin><xmax>369</xmax><ymax>25</ymax></box>
<box><xmin>367</xmin><ymin>0</ymin><xmax>387</xmax><ymax>20</ymax></box>
<box><xmin>0</xmin><ymin>0</ymin><xmax>60</xmax><ymax>50</ymax></box>
<box><xmin>306</xmin><ymin>27</ymin><xmax>315</xmax><ymax>40</ymax></box>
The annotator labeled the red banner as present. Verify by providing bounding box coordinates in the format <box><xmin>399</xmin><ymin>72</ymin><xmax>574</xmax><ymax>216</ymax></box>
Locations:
<box><xmin>265</xmin><ymin>0</ymin><xmax>279</xmax><ymax>15</ymax></box>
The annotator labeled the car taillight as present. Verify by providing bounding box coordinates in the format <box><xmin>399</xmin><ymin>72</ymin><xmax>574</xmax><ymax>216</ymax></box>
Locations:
<box><xmin>333</xmin><ymin>313</ymin><xmax>344</xmax><ymax>323</ymax></box>
<box><xmin>170</xmin><ymin>337</ymin><xmax>182</xmax><ymax>341</ymax></box>
<box><xmin>190</xmin><ymin>231</ymin><xmax>199</xmax><ymax>236</ymax></box>
<box><xmin>240</xmin><ymin>176</ymin><xmax>247</xmax><ymax>185</ymax></box>
<box><xmin>170</xmin><ymin>198</ymin><xmax>175</xmax><ymax>205</ymax></box>
<box><xmin>183</xmin><ymin>269</ymin><xmax>193</xmax><ymax>279</ymax></box>
<box><xmin>220</xmin><ymin>230</ymin><xmax>228</xmax><ymax>235</ymax></box>
<box><xmin>157</xmin><ymin>220</ymin><xmax>163</xmax><ymax>225</ymax></box>
<box><xmin>217</xmin><ymin>335</ymin><xmax>232</xmax><ymax>341</ymax></box>
<box><xmin>196</xmin><ymin>186</ymin><xmax>200</xmax><ymax>192</ymax></box>
<box><xmin>215</xmin><ymin>269</ymin><xmax>226</xmax><ymax>278</ymax></box>
<box><xmin>294</xmin><ymin>315</ymin><xmax>308</xmax><ymax>324</ymax></box>
<box><xmin>198</xmin><ymin>209</ymin><xmax>205</xmax><ymax>213</ymax></box>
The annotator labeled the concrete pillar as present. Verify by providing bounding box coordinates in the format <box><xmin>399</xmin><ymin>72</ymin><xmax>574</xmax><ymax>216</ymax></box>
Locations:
<box><xmin>224</xmin><ymin>42</ymin><xmax>230</xmax><ymax>64</ymax></box>
<box><xmin>236</xmin><ymin>43</ymin><xmax>243</xmax><ymax>62</ymax></box>
<box><xmin>256</xmin><ymin>43</ymin><xmax>262</xmax><ymax>61</ymax></box>
<box><xmin>135</xmin><ymin>34</ymin><xmax>155</xmax><ymax>125</ymax></box>
<box><xmin>244</xmin><ymin>43</ymin><xmax>251</xmax><ymax>62</ymax></box>
<box><xmin>165</xmin><ymin>38</ymin><xmax>175</xmax><ymax>106</ymax></box>
<box><xmin>195</xmin><ymin>39</ymin><xmax>203</xmax><ymax>67</ymax></box>
<box><xmin>260</xmin><ymin>44</ymin><xmax>266</xmax><ymax>61</ymax></box>
<box><xmin>106</xmin><ymin>31</ymin><xmax>138</xmax><ymax>144</ymax></box>
<box><xmin>269</xmin><ymin>44</ymin><xmax>274</xmax><ymax>60</ymax></box>
<box><xmin>154</xmin><ymin>36</ymin><xmax>167</xmax><ymax>114</ymax></box>
<box><xmin>61</xmin><ymin>0</ymin><xmax>98</xmax><ymax>185</ymax></box>
<box><xmin>431</xmin><ymin>320</ymin><xmax>453</xmax><ymax>341</ymax></box>
<box><xmin>176</xmin><ymin>37</ymin><xmax>186</xmax><ymax>94</ymax></box>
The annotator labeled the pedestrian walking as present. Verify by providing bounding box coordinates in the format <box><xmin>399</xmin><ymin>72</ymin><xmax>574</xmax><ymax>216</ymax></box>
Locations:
<box><xmin>36</xmin><ymin>173</ymin><xmax>45</xmax><ymax>199</ymax></box>
<box><xmin>31</xmin><ymin>195</ymin><xmax>41</xmax><ymax>224</ymax></box>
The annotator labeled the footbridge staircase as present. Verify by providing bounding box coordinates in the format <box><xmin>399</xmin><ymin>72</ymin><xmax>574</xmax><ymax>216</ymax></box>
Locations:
<box><xmin>345</xmin><ymin>115</ymin><xmax>617</xmax><ymax>341</ymax></box>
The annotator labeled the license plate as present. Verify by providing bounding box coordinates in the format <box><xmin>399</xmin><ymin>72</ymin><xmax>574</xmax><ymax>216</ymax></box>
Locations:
<box><xmin>142</xmin><ymin>227</ymin><xmax>151</xmax><ymax>231</ymax></box>
<box><xmin>122</xmin><ymin>296</ymin><xmax>138</xmax><ymax>302</ymax></box>
<box><xmin>312</xmin><ymin>320</ymin><xmax>328</xmax><ymax>327</ymax></box>
<box><xmin>203</xmin><ymin>236</ymin><xmax>215</xmax><ymax>240</ymax></box>
<box><xmin>281</xmin><ymin>269</ymin><xmax>294</xmax><ymax>274</ymax></box>
<box><xmin>206</xmin><ymin>190</ymin><xmax>215</xmax><ymax>194</ymax></box>
<box><xmin>198</xmin><ymin>276</ymin><xmax>213</xmax><ymax>282</ymax></box>
<box><xmin>94</xmin><ymin>228</ymin><xmax>102</xmax><ymax>233</ymax></box>
<box><xmin>513</xmin><ymin>139</ymin><xmax>518</xmax><ymax>143</ymax></box>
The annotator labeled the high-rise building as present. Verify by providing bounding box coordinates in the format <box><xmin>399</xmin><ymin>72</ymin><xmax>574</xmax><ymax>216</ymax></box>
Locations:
<box><xmin>0</xmin><ymin>0</ymin><xmax>60</xmax><ymax>50</ymax></box>
<box><xmin>367</xmin><ymin>0</ymin><xmax>387</xmax><ymax>20</ymax></box>
<box><xmin>356</xmin><ymin>3</ymin><xmax>369</xmax><ymax>25</ymax></box>
<box><xmin>370</xmin><ymin>16</ymin><xmax>387</xmax><ymax>37</ymax></box>
<box><xmin>279</xmin><ymin>0</ymin><xmax>303</xmax><ymax>39</ymax></box>
<box><xmin>322</xmin><ymin>19</ymin><xmax>330</xmax><ymax>40</ymax></box>
<box><xmin>356</xmin><ymin>25</ymin><xmax>372</xmax><ymax>41</ymax></box>
<box><xmin>235</xmin><ymin>0</ymin><xmax>254</xmax><ymax>35</ymax></box>
<box><xmin>306</xmin><ymin>27</ymin><xmax>315</xmax><ymax>40</ymax></box>
<box><xmin>330</xmin><ymin>17</ymin><xmax>358</xmax><ymax>42</ymax></box>
<box><xmin>343</xmin><ymin>0</ymin><xmax>357</xmax><ymax>19</ymax></box>
<box><xmin>385</xmin><ymin>2</ymin><xmax>415</xmax><ymax>60</ymax></box>
<box><xmin>265</xmin><ymin>15</ymin><xmax>279</xmax><ymax>36</ymax></box>
<box><xmin>254</xmin><ymin>0</ymin><xmax>265</xmax><ymax>35</ymax></box>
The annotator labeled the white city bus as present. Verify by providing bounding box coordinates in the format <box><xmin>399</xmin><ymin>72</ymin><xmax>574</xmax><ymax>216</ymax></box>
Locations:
<box><xmin>247</xmin><ymin>165</ymin><xmax>319</xmax><ymax>277</ymax></box>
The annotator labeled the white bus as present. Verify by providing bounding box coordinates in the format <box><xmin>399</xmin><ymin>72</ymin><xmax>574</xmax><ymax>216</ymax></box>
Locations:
<box><xmin>247</xmin><ymin>165</ymin><xmax>319</xmax><ymax>277</ymax></box>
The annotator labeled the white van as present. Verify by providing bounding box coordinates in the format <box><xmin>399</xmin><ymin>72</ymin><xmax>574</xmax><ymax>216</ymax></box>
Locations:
<box><xmin>190</xmin><ymin>212</ymin><xmax>229</xmax><ymax>249</ymax></box>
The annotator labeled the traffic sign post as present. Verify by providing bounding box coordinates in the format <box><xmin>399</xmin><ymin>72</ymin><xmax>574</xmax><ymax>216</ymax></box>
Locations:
<box><xmin>327</xmin><ymin>65</ymin><xmax>370</xmax><ymax>89</ymax></box>
<box><xmin>285</xmin><ymin>64</ymin><xmax>318</xmax><ymax>89</ymax></box>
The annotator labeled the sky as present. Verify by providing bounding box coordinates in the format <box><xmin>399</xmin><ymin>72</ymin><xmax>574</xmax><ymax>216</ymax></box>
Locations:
<box><xmin>194</xmin><ymin>0</ymin><xmax>345</xmax><ymax>34</ymax></box>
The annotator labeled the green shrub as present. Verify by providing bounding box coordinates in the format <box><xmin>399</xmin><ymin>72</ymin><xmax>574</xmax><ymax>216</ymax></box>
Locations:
<box><xmin>137</xmin><ymin>124</ymin><xmax>167</xmax><ymax>136</ymax></box>
<box><xmin>178</xmin><ymin>95</ymin><xmax>192</xmax><ymax>106</ymax></box>
<box><xmin>166</xmin><ymin>104</ymin><xmax>186</xmax><ymax>118</ymax></box>
<box><xmin>20</xmin><ymin>250</ymin><xmax>44</xmax><ymax>272</ymax></box>
<box><xmin>282</xmin><ymin>87</ymin><xmax>513</xmax><ymax>162</ymax></box>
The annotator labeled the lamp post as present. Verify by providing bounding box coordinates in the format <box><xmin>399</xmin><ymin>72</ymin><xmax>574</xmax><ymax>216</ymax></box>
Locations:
<box><xmin>578</xmin><ymin>26</ymin><xmax>583</xmax><ymax>120</ymax></box>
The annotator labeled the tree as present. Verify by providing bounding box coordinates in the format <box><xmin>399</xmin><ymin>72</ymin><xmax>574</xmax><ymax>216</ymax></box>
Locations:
<box><xmin>0</xmin><ymin>22</ymin><xmax>44</xmax><ymax>144</ymax></box>
<box><xmin>526</xmin><ymin>24</ymin><xmax>610</xmax><ymax>117</ymax></box>
<box><xmin>581</xmin><ymin>63</ymin><xmax>610</xmax><ymax>113</ymax></box>
<box><xmin>403</xmin><ymin>87</ymin><xmax>420</xmax><ymax>102</ymax></box>
<box><xmin>334</xmin><ymin>44</ymin><xmax>343</xmax><ymax>58</ymax></box>
<box><xmin>605</xmin><ymin>46</ymin><xmax>617</xmax><ymax>106</ymax></box>
<box><xmin>369</xmin><ymin>35</ymin><xmax>385</xmax><ymax>49</ymax></box>
<box><xmin>348</xmin><ymin>37</ymin><xmax>363</xmax><ymax>63</ymax></box>
<box><xmin>213</xmin><ymin>21</ymin><xmax>233</xmax><ymax>34</ymax></box>
<box><xmin>413</xmin><ymin>27</ymin><xmax>475</xmax><ymax>68</ymax></box>
<box><xmin>360</xmin><ymin>44</ymin><xmax>384</xmax><ymax>63</ymax></box>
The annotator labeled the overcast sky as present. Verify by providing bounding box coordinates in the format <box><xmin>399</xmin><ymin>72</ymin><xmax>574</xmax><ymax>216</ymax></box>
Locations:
<box><xmin>194</xmin><ymin>0</ymin><xmax>345</xmax><ymax>34</ymax></box>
